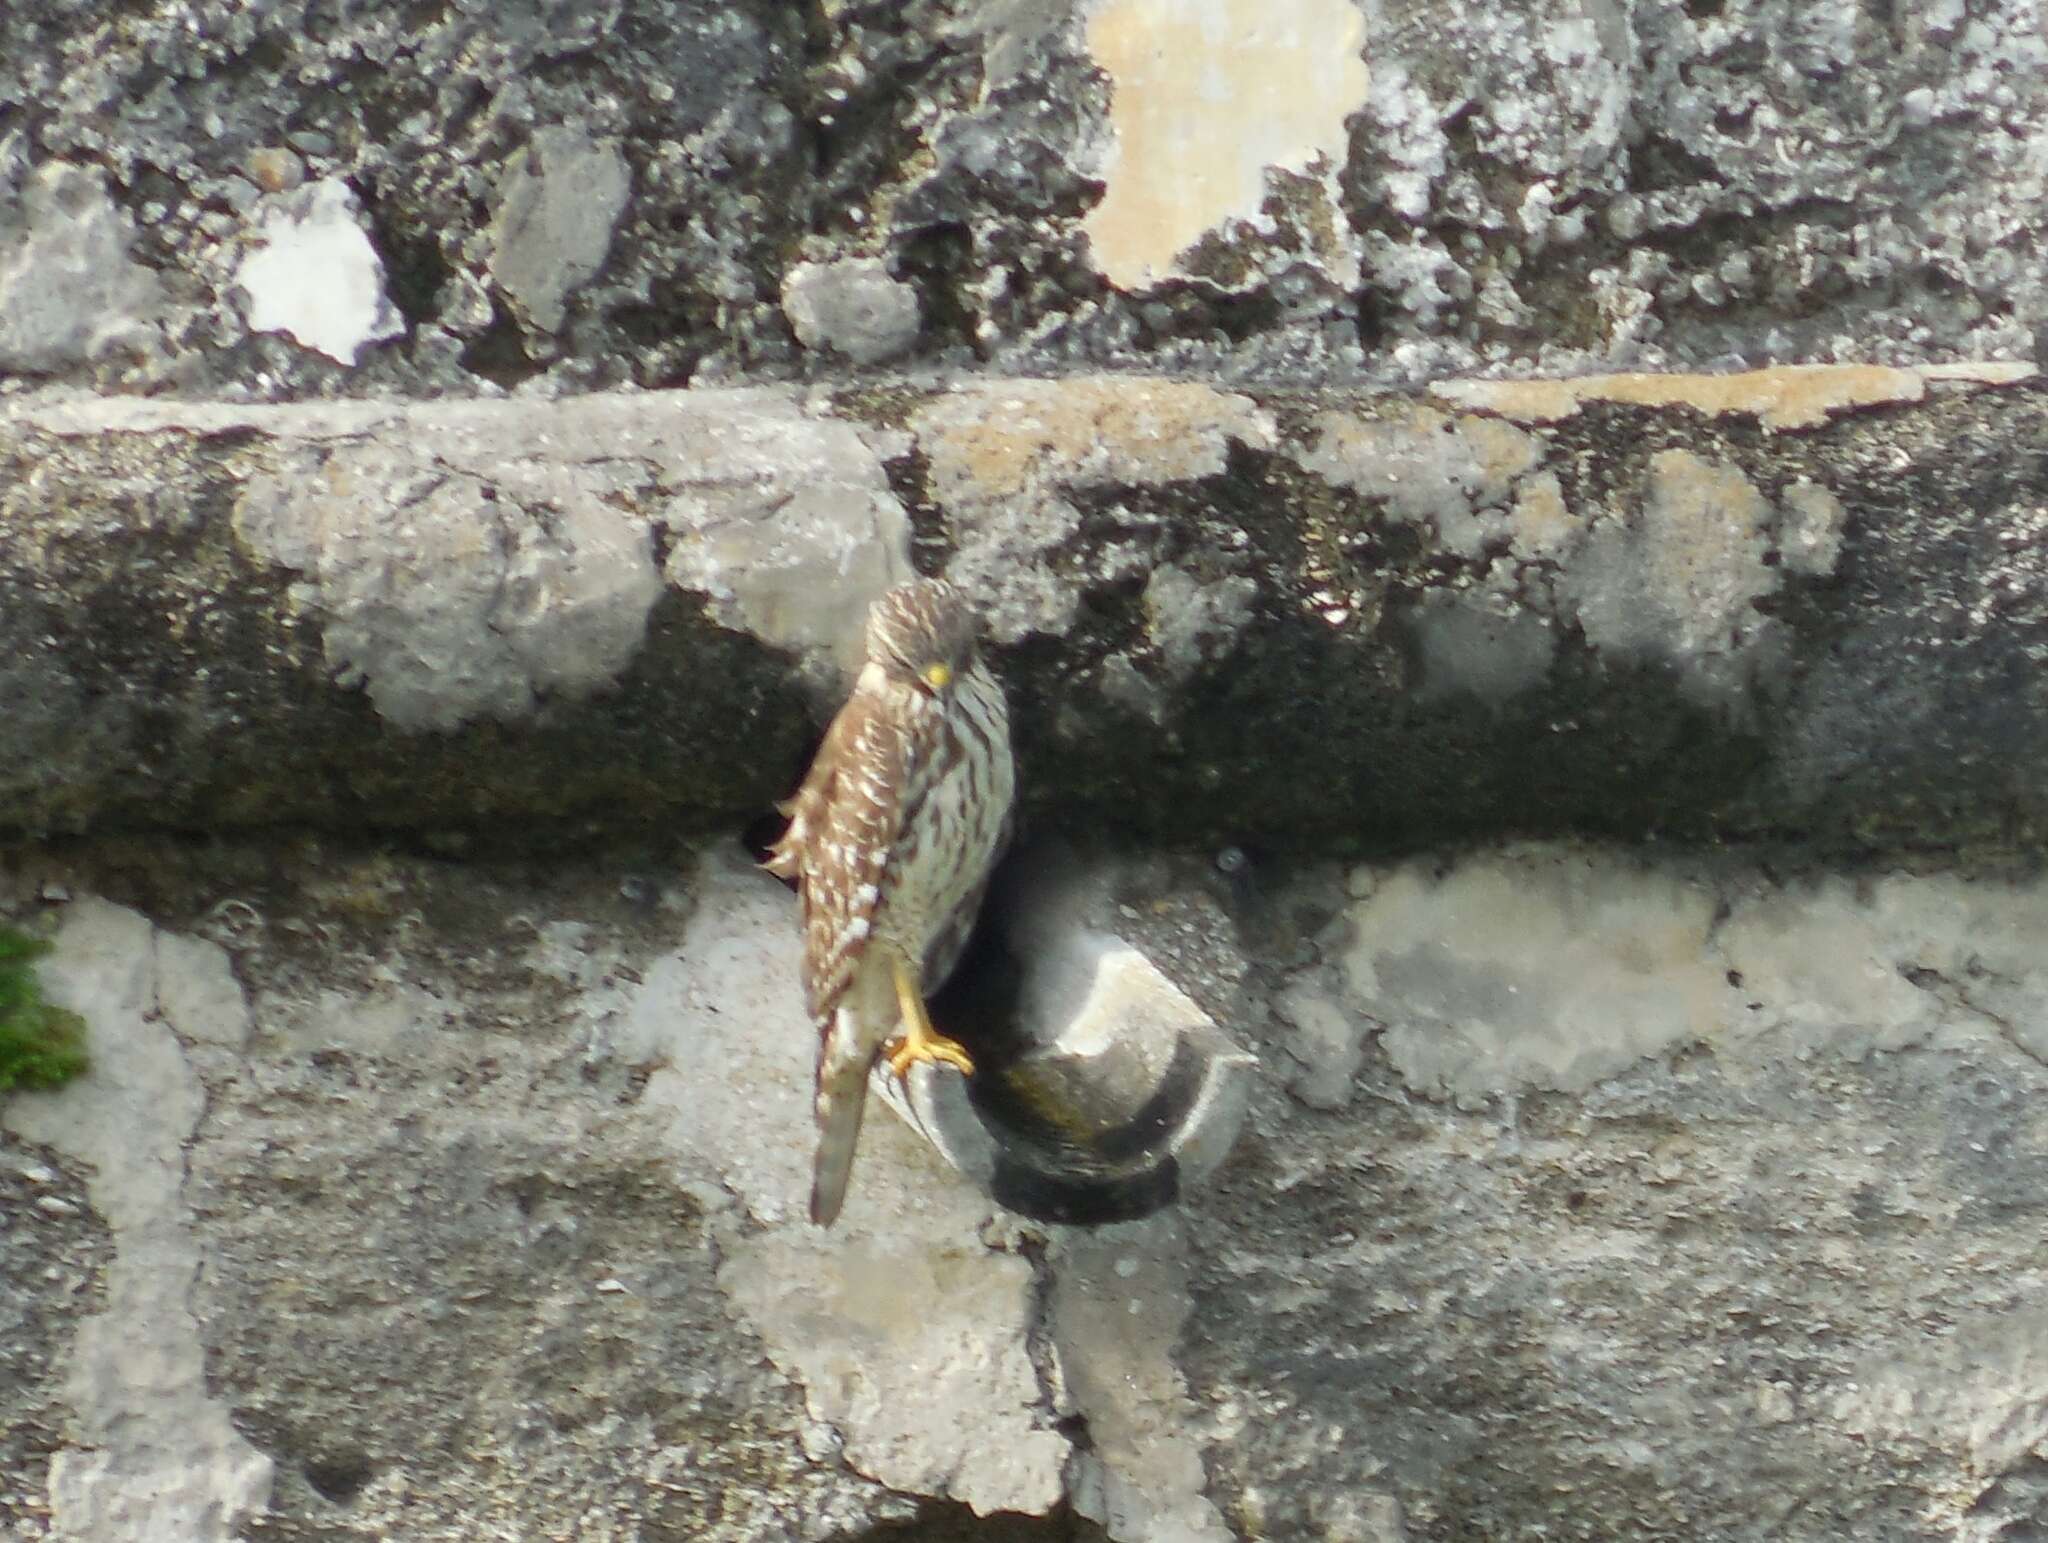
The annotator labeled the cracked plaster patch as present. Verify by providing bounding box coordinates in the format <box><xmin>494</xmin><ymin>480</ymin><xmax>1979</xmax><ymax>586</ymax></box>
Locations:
<box><xmin>195</xmin><ymin>389</ymin><xmax>909</xmax><ymax>727</ymax></box>
<box><xmin>1342</xmin><ymin>845</ymin><xmax>1730</xmax><ymax>1105</ymax></box>
<box><xmin>1278</xmin><ymin>425</ymin><xmax>1847</xmax><ymax>711</ymax></box>
<box><xmin>12</xmin><ymin>388</ymin><xmax>914</xmax><ymax>715</ymax></box>
<box><xmin>2</xmin><ymin>898</ymin><xmax>273</xmax><ymax>1543</ymax></box>
<box><xmin>1561</xmin><ymin>448</ymin><xmax>1778</xmax><ymax>700</ymax></box>
<box><xmin>1052</xmin><ymin>1220</ymin><xmax>1233</xmax><ymax>1543</ymax></box>
<box><xmin>608</xmin><ymin>850</ymin><xmax>1068</xmax><ymax>1517</ymax></box>
<box><xmin>1718</xmin><ymin>871</ymin><xmax>2048</xmax><ymax>1063</ymax></box>
<box><xmin>1080</xmin><ymin>0</ymin><xmax>1369</xmax><ymax>292</ymax></box>
<box><xmin>234</xmin><ymin>441</ymin><xmax>662</xmax><ymax>733</ymax></box>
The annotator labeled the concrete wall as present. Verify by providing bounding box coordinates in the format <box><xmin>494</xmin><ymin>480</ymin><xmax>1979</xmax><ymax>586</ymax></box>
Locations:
<box><xmin>5</xmin><ymin>3</ymin><xmax>2048</xmax><ymax>1541</ymax></box>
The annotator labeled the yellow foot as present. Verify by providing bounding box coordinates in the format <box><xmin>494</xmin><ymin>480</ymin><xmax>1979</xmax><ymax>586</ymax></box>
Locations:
<box><xmin>884</xmin><ymin>957</ymin><xmax>976</xmax><ymax>1080</ymax></box>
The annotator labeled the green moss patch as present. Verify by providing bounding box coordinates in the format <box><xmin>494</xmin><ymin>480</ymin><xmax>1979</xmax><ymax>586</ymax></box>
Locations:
<box><xmin>0</xmin><ymin>927</ymin><xmax>88</xmax><ymax>1093</ymax></box>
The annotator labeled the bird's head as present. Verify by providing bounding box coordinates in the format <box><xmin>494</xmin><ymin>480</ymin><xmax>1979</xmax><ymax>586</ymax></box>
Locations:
<box><xmin>865</xmin><ymin>577</ymin><xmax>978</xmax><ymax>697</ymax></box>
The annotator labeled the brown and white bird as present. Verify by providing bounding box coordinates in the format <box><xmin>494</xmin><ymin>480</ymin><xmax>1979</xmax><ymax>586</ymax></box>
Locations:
<box><xmin>765</xmin><ymin>577</ymin><xmax>1016</xmax><ymax>1226</ymax></box>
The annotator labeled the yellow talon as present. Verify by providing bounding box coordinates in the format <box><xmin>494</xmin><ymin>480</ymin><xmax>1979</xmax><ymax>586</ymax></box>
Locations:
<box><xmin>885</xmin><ymin>957</ymin><xmax>975</xmax><ymax>1080</ymax></box>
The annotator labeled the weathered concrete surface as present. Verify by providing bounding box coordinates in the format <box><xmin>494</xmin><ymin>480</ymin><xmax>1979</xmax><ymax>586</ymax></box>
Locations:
<box><xmin>6</xmin><ymin>367</ymin><xmax>2048</xmax><ymax>855</ymax></box>
<box><xmin>1</xmin><ymin>899</ymin><xmax>273</xmax><ymax>1543</ymax></box>
<box><xmin>6</xmin><ymin>833</ymin><xmax>2048</xmax><ymax>1540</ymax></box>
<box><xmin>2</xmin><ymin>0</ymin><xmax>2046</xmax><ymax>392</ymax></box>
<box><xmin>8</xmin><ymin>6</ymin><xmax>2046</xmax><ymax>1543</ymax></box>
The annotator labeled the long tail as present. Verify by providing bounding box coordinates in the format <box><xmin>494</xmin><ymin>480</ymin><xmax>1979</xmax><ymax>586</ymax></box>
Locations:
<box><xmin>809</xmin><ymin>1059</ymin><xmax>870</xmax><ymax>1227</ymax></box>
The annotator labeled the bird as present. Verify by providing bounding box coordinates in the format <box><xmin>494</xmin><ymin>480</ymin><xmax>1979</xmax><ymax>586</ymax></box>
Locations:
<box><xmin>765</xmin><ymin>577</ymin><xmax>1016</xmax><ymax>1226</ymax></box>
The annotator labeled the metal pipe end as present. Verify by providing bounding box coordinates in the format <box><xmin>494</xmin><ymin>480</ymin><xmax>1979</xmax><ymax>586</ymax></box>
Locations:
<box><xmin>871</xmin><ymin>847</ymin><xmax>1257</xmax><ymax>1224</ymax></box>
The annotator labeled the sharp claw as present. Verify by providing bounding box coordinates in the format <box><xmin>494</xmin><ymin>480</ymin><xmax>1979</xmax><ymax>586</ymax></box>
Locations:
<box><xmin>883</xmin><ymin>1031</ymin><xmax>975</xmax><ymax>1081</ymax></box>
<box><xmin>884</xmin><ymin>955</ymin><xmax>975</xmax><ymax>1079</ymax></box>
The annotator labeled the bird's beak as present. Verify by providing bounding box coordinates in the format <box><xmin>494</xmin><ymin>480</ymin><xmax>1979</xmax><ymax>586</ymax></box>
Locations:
<box><xmin>923</xmin><ymin>662</ymin><xmax>953</xmax><ymax>691</ymax></box>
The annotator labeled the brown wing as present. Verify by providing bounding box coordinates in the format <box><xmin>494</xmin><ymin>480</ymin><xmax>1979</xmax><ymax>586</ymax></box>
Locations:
<box><xmin>766</xmin><ymin>690</ymin><xmax>918</xmax><ymax>1023</ymax></box>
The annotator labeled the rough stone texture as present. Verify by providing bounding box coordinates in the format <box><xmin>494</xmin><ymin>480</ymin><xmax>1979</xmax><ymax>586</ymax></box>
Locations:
<box><xmin>0</xmin><ymin>162</ymin><xmax>163</xmax><ymax>375</ymax></box>
<box><xmin>8</xmin><ymin>833</ymin><xmax>2048</xmax><ymax>1540</ymax></box>
<box><xmin>1</xmin><ymin>0</ymin><xmax>2046</xmax><ymax>394</ymax></box>
<box><xmin>0</xmin><ymin>1128</ymin><xmax>112</xmax><ymax>1539</ymax></box>
<box><xmin>782</xmin><ymin>259</ymin><xmax>923</xmax><ymax>365</ymax></box>
<box><xmin>2</xmin><ymin>899</ymin><xmax>273</xmax><ymax>1542</ymax></box>
<box><xmin>8</xmin><ymin>4</ymin><xmax>2048</xmax><ymax>1539</ymax></box>
<box><xmin>7</xmin><ymin>367</ymin><xmax>2048</xmax><ymax>855</ymax></box>
<box><xmin>1050</xmin><ymin>1221</ymin><xmax>1235</xmax><ymax>1543</ymax></box>
<box><xmin>1187</xmin><ymin>842</ymin><xmax>2048</xmax><ymax>1542</ymax></box>
<box><xmin>0</xmin><ymin>390</ymin><xmax>929</xmax><ymax>840</ymax></box>
<box><xmin>611</xmin><ymin>850</ymin><xmax>1070</xmax><ymax>1517</ymax></box>
<box><xmin>488</xmin><ymin>127</ymin><xmax>634</xmax><ymax>338</ymax></box>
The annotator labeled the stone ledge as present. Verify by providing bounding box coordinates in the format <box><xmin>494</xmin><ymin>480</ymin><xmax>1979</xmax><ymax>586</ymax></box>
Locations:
<box><xmin>4</xmin><ymin>367</ymin><xmax>2044</xmax><ymax>853</ymax></box>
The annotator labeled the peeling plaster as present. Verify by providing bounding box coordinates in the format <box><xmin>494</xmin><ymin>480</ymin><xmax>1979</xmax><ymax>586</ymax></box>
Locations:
<box><xmin>1432</xmin><ymin>362</ymin><xmax>2037</xmax><ymax>432</ymax></box>
<box><xmin>1341</xmin><ymin>844</ymin><xmax>2048</xmax><ymax>1105</ymax></box>
<box><xmin>2</xmin><ymin>899</ymin><xmax>274</xmax><ymax>1543</ymax></box>
<box><xmin>1081</xmin><ymin>0</ymin><xmax>1369</xmax><ymax>292</ymax></box>
<box><xmin>610</xmin><ymin>851</ymin><xmax>1069</xmax><ymax>1518</ymax></box>
<box><xmin>912</xmin><ymin>378</ymin><xmax>1273</xmax><ymax>642</ymax></box>
<box><xmin>1296</xmin><ymin>403</ymin><xmax>1542</xmax><ymax>556</ymax></box>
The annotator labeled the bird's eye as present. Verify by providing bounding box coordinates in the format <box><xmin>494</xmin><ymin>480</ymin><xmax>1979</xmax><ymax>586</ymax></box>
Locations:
<box><xmin>922</xmin><ymin>662</ymin><xmax>953</xmax><ymax>690</ymax></box>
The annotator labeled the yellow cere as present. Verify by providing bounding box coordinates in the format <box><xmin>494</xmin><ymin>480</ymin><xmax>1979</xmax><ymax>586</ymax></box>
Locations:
<box><xmin>923</xmin><ymin>662</ymin><xmax>953</xmax><ymax>689</ymax></box>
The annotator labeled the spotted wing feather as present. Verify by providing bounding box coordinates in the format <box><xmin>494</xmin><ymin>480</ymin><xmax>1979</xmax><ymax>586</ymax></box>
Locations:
<box><xmin>768</xmin><ymin>690</ymin><xmax>936</xmax><ymax>1227</ymax></box>
<box><xmin>767</xmin><ymin>692</ymin><xmax>918</xmax><ymax>1025</ymax></box>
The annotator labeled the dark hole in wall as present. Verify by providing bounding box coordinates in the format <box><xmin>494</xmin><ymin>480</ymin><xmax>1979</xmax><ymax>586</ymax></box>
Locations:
<box><xmin>741</xmin><ymin>812</ymin><xmax>1231</xmax><ymax>1226</ymax></box>
<box><xmin>303</xmin><ymin>1450</ymin><xmax>375</xmax><ymax>1505</ymax></box>
<box><xmin>459</xmin><ymin>294</ymin><xmax>544</xmax><ymax>388</ymax></box>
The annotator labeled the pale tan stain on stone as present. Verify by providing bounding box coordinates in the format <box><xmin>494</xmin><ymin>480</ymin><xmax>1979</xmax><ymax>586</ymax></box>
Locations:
<box><xmin>1636</xmin><ymin>450</ymin><xmax>1777</xmax><ymax>647</ymax></box>
<box><xmin>910</xmin><ymin>376</ymin><xmax>1274</xmax><ymax>501</ymax></box>
<box><xmin>1509</xmin><ymin>470</ymin><xmax>1578</xmax><ymax>560</ymax></box>
<box><xmin>1081</xmin><ymin>0</ymin><xmax>1370</xmax><ymax>291</ymax></box>
<box><xmin>1565</xmin><ymin>448</ymin><xmax>1777</xmax><ymax>689</ymax></box>
<box><xmin>1459</xmin><ymin>412</ymin><xmax>1547</xmax><ymax>488</ymax></box>
<box><xmin>1297</xmin><ymin>402</ymin><xmax>1541</xmax><ymax>502</ymax></box>
<box><xmin>1778</xmin><ymin>479</ymin><xmax>1847</xmax><ymax>577</ymax></box>
<box><xmin>1295</xmin><ymin>402</ymin><xmax>1541</xmax><ymax>557</ymax></box>
<box><xmin>1431</xmin><ymin>362</ymin><xmax>2037</xmax><ymax>432</ymax></box>
<box><xmin>1919</xmin><ymin>360</ymin><xmax>2038</xmax><ymax>385</ymax></box>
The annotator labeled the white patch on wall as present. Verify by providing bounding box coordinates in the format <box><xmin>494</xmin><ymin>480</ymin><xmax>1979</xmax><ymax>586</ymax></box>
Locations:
<box><xmin>236</xmin><ymin>177</ymin><xmax>404</xmax><ymax>365</ymax></box>
<box><xmin>1080</xmin><ymin>0</ymin><xmax>1370</xmax><ymax>292</ymax></box>
<box><xmin>1341</xmin><ymin>845</ymin><xmax>1730</xmax><ymax>1105</ymax></box>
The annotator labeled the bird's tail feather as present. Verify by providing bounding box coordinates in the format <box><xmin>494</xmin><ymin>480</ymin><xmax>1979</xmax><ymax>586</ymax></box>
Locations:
<box><xmin>809</xmin><ymin>1063</ymin><xmax>869</xmax><ymax>1227</ymax></box>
